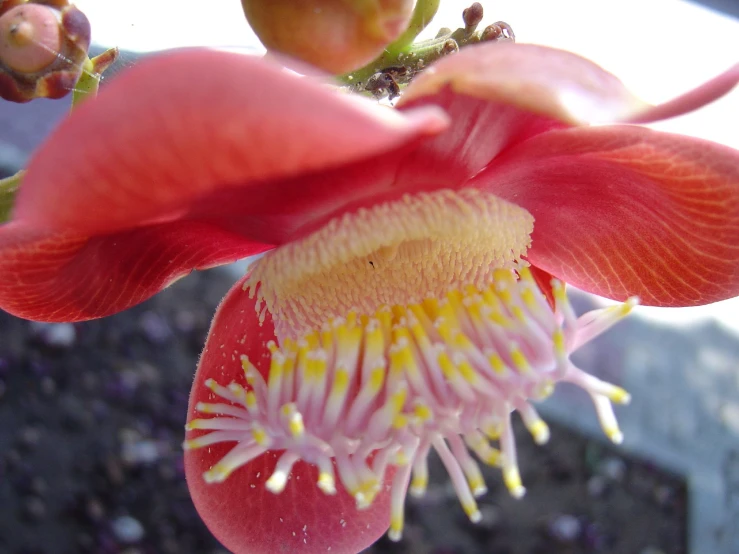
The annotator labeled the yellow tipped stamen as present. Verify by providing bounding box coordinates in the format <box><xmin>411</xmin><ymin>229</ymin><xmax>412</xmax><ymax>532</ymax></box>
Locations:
<box><xmin>503</xmin><ymin>466</ymin><xmax>526</xmax><ymax>499</ymax></box>
<box><xmin>465</xmin><ymin>432</ymin><xmax>502</xmax><ymax>467</ymax></box>
<box><xmin>393</xmin><ymin>450</ymin><xmax>410</xmax><ymax>466</ymax></box>
<box><xmin>591</xmin><ymin>394</ymin><xmax>625</xmax><ymax>444</ymax></box>
<box><xmin>388</xmin><ymin>462</ymin><xmax>414</xmax><ymax>542</ymax></box>
<box><xmin>409</xmin><ymin>443</ymin><xmax>431</xmax><ymax>497</ymax></box>
<box><xmin>265</xmin><ymin>472</ymin><xmax>288</xmax><ymax>493</ymax></box>
<box><xmin>413</xmin><ymin>401</ymin><xmax>433</xmax><ymax>423</ymax></box>
<box><xmin>317</xmin><ymin>471</ymin><xmax>337</xmax><ymax>495</ymax></box>
<box><xmin>608</xmin><ymin>386</ymin><xmax>631</xmax><ymax>405</ymax></box>
<box><xmin>329</xmin><ymin>368</ymin><xmax>350</xmax><ymax>398</ymax></box>
<box><xmin>521</xmin><ymin>288</ymin><xmax>538</xmax><ymax>310</ymax></box>
<box><xmin>515</xmin><ymin>401</ymin><xmax>551</xmax><ymax>445</ymax></box>
<box><xmin>266</xmin><ymin>452</ymin><xmax>301</xmax><ymax>493</ymax></box>
<box><xmin>552</xmin><ymin>279</ymin><xmax>567</xmax><ymax>303</ymax></box>
<box><xmin>610</xmin><ymin>297</ymin><xmax>638</xmax><ymax>317</ymax></box>
<box><xmin>464</xmin><ymin>502</ymin><xmax>482</xmax><ymax>523</ymax></box>
<box><xmin>204</xmin><ymin>464</ymin><xmax>230</xmax><ymax>484</ymax></box>
<box><xmin>377</xmin><ymin>306</ymin><xmax>393</xmax><ymax>343</ymax></box>
<box><xmin>187</xmin><ymin>416</ymin><xmax>251</xmax><ymax>431</ymax></box>
<box><xmin>457</xmin><ymin>358</ymin><xmax>479</xmax><ymax>385</ymax></box>
<box><xmin>437</xmin><ymin>350</ymin><xmax>476</xmax><ymax>401</ymax></box>
<box><xmin>410</xmin><ymin>473</ymin><xmax>428</xmax><ymax>496</ymax></box>
<box><xmin>437</xmin><ymin>350</ymin><xmax>456</xmax><ymax>380</ymax></box>
<box><xmin>267</xmin><ymin>351</ymin><xmax>285</xmax><ymax>408</ymax></box>
<box><xmin>369</xmin><ymin>366</ymin><xmax>385</xmax><ymax>391</ymax></box>
<box><xmin>393</xmin><ymin>413</ymin><xmax>409</xmax><ymax>429</ymax></box>
<box><xmin>605</xmin><ymin>427</ymin><xmax>624</xmax><ymax>444</ymax></box>
<box><xmin>204</xmin><ymin>378</ymin><xmax>238</xmax><ymax>402</ymax></box>
<box><xmin>364</xmin><ymin>319</ymin><xmax>384</xmax><ymax>357</ymax></box>
<box><xmin>245</xmin><ymin>391</ymin><xmax>258</xmax><ymax>412</ymax></box>
<box><xmin>281</xmin><ymin>403</ymin><xmax>305</xmax><ymax>439</ymax></box>
<box><xmin>488</xmin><ymin>352</ymin><xmax>507</xmax><ymax>375</ymax></box>
<box><xmin>202</xmin><ymin>443</ymin><xmax>266</xmax><ymax>484</ymax></box>
<box><xmin>511</xmin><ymin>305</ymin><xmax>527</xmax><ymax>323</ymax></box>
<box><xmin>251</xmin><ymin>424</ymin><xmax>271</xmax><ymax>447</ymax></box>
<box><xmin>388</xmin><ymin>517</ymin><xmax>404</xmax><ymax>542</ymax></box>
<box><xmin>528</xmin><ymin>420</ymin><xmax>551</xmax><ymax>445</ymax></box>
<box><xmin>387</xmin><ymin>342</ymin><xmax>407</xmax><ymax>383</ymax></box>
<box><xmin>184</xmin><ymin>430</ymin><xmax>244</xmax><ymax>450</ymax></box>
<box><xmin>367</xmin><ymin>383</ymin><xmax>408</xmax><ymax>440</ymax></box>
<box><xmin>355</xmin><ymin>477</ymin><xmax>381</xmax><ymax>509</ymax></box>
<box><xmin>240</xmin><ymin>355</ymin><xmax>254</xmax><ymax>372</ymax></box>
<box><xmin>510</xmin><ymin>345</ymin><xmax>531</xmax><ymax>374</ymax></box>
<box><xmin>482</xmin><ymin>419</ymin><xmax>503</xmax><ymax>440</ymax></box>
<box><xmin>391</xmin><ymin>387</ymin><xmax>408</xmax><ymax>412</ymax></box>
<box><xmin>533</xmin><ymin>379</ymin><xmax>556</xmax><ymax>400</ymax></box>
<box><xmin>553</xmin><ymin>329</ymin><xmax>566</xmax><ymax>357</ymax></box>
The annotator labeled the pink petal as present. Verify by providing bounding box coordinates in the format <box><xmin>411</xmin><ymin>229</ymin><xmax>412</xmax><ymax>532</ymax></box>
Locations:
<box><xmin>628</xmin><ymin>63</ymin><xmax>739</xmax><ymax>123</ymax></box>
<box><xmin>186</xmin><ymin>274</ymin><xmax>391</xmax><ymax>554</ymax></box>
<box><xmin>472</xmin><ymin>125</ymin><xmax>739</xmax><ymax>306</ymax></box>
<box><xmin>396</xmin><ymin>44</ymin><xmax>738</xmax><ymax>180</ymax></box>
<box><xmin>398</xmin><ymin>42</ymin><xmax>648</xmax><ymax>124</ymax></box>
<box><xmin>0</xmin><ymin>221</ymin><xmax>266</xmax><ymax>322</ymax></box>
<box><xmin>14</xmin><ymin>48</ymin><xmax>448</xmax><ymax>236</ymax></box>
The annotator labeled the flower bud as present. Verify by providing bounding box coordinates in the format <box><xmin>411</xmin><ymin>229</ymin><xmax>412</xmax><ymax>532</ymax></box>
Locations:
<box><xmin>241</xmin><ymin>0</ymin><xmax>414</xmax><ymax>74</ymax></box>
<box><xmin>0</xmin><ymin>0</ymin><xmax>91</xmax><ymax>103</ymax></box>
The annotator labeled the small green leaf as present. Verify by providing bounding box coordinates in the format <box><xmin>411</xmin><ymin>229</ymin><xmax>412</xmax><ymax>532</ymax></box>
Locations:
<box><xmin>71</xmin><ymin>47</ymin><xmax>119</xmax><ymax>108</ymax></box>
<box><xmin>0</xmin><ymin>170</ymin><xmax>22</xmax><ymax>224</ymax></box>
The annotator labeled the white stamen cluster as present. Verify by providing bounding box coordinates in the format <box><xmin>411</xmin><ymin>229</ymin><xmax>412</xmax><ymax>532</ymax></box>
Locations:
<box><xmin>185</xmin><ymin>267</ymin><xmax>636</xmax><ymax>541</ymax></box>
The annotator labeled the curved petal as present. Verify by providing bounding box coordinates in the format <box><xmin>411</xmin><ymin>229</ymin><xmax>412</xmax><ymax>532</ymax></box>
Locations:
<box><xmin>472</xmin><ymin>125</ymin><xmax>739</xmax><ymax>306</ymax></box>
<box><xmin>185</xmin><ymin>274</ymin><xmax>391</xmax><ymax>554</ymax></box>
<box><xmin>0</xmin><ymin>220</ymin><xmax>267</xmax><ymax>322</ymax></box>
<box><xmin>396</xmin><ymin>43</ymin><xmax>738</xmax><ymax>180</ymax></box>
<box><xmin>628</xmin><ymin>62</ymin><xmax>739</xmax><ymax>123</ymax></box>
<box><xmin>14</xmin><ymin>48</ymin><xmax>448</xmax><ymax>235</ymax></box>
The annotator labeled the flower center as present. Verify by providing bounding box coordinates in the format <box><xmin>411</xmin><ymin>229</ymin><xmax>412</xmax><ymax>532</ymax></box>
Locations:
<box><xmin>187</xmin><ymin>264</ymin><xmax>637</xmax><ymax>541</ymax></box>
<box><xmin>245</xmin><ymin>188</ymin><xmax>534</xmax><ymax>340</ymax></box>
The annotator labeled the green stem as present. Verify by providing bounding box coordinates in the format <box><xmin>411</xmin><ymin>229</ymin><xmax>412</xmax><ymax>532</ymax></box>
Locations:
<box><xmin>0</xmin><ymin>171</ymin><xmax>23</xmax><ymax>224</ymax></box>
<box><xmin>339</xmin><ymin>0</ymin><xmax>441</xmax><ymax>85</ymax></box>
<box><xmin>388</xmin><ymin>0</ymin><xmax>442</xmax><ymax>54</ymax></box>
<box><xmin>71</xmin><ymin>47</ymin><xmax>119</xmax><ymax>108</ymax></box>
<box><xmin>71</xmin><ymin>57</ymin><xmax>98</xmax><ymax>107</ymax></box>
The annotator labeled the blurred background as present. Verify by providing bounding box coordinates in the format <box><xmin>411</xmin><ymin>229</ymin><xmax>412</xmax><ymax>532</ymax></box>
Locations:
<box><xmin>0</xmin><ymin>1</ymin><xmax>738</xmax><ymax>553</ymax></box>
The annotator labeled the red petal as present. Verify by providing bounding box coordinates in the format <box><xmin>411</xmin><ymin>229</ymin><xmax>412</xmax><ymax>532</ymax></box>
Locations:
<box><xmin>186</xmin><ymin>275</ymin><xmax>391</xmax><ymax>554</ymax></box>
<box><xmin>0</xmin><ymin>221</ymin><xmax>266</xmax><ymax>322</ymax></box>
<box><xmin>526</xmin><ymin>264</ymin><xmax>556</xmax><ymax>310</ymax></box>
<box><xmin>14</xmin><ymin>48</ymin><xmax>447</xmax><ymax>236</ymax></box>
<box><xmin>473</xmin><ymin>125</ymin><xmax>739</xmax><ymax>306</ymax></box>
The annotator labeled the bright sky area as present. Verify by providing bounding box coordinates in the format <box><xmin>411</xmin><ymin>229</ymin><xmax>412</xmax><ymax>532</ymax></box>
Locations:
<box><xmin>73</xmin><ymin>0</ymin><xmax>739</xmax><ymax>333</ymax></box>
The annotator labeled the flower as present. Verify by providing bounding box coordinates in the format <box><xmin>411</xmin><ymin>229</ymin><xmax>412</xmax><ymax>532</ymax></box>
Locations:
<box><xmin>1</xmin><ymin>43</ymin><xmax>738</xmax><ymax>554</ymax></box>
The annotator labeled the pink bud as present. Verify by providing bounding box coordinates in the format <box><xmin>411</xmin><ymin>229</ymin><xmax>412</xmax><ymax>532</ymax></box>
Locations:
<box><xmin>0</xmin><ymin>4</ymin><xmax>61</xmax><ymax>73</ymax></box>
<box><xmin>0</xmin><ymin>0</ymin><xmax>91</xmax><ymax>103</ymax></box>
